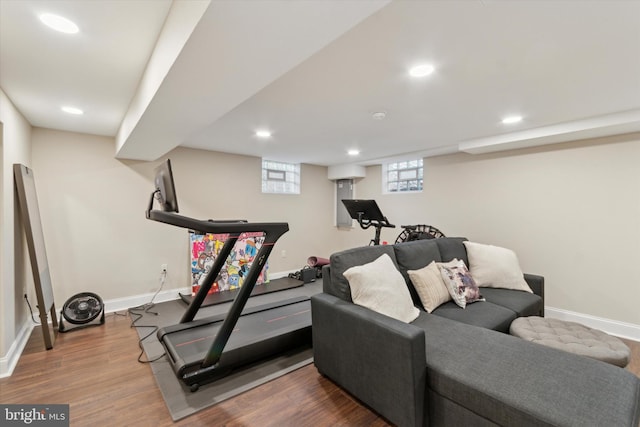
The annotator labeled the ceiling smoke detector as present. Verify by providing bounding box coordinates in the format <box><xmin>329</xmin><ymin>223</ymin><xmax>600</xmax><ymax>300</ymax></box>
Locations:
<box><xmin>372</xmin><ymin>111</ymin><xmax>386</xmax><ymax>120</ymax></box>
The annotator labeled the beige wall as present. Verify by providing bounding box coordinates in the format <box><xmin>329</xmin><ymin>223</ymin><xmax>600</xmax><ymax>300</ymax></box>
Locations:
<box><xmin>0</xmin><ymin>88</ymin><xmax>32</xmax><ymax>359</ymax></box>
<box><xmin>31</xmin><ymin>129</ymin><xmax>340</xmax><ymax>304</ymax></box>
<box><xmin>24</xmin><ymin>126</ymin><xmax>640</xmax><ymax>336</ymax></box>
<box><xmin>340</xmin><ymin>133</ymin><xmax>640</xmax><ymax>326</ymax></box>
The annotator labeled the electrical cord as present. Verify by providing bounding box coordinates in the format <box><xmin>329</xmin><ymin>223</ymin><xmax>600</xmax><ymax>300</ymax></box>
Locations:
<box><xmin>128</xmin><ymin>269</ymin><xmax>167</xmax><ymax>363</ymax></box>
<box><xmin>112</xmin><ymin>311</ymin><xmax>128</xmax><ymax>317</ymax></box>
<box><xmin>24</xmin><ymin>294</ymin><xmax>41</xmax><ymax>324</ymax></box>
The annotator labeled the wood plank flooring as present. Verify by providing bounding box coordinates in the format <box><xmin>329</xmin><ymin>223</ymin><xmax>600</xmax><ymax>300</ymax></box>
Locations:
<box><xmin>0</xmin><ymin>313</ymin><xmax>389</xmax><ymax>427</ymax></box>
<box><xmin>1</xmin><ymin>313</ymin><xmax>639</xmax><ymax>427</ymax></box>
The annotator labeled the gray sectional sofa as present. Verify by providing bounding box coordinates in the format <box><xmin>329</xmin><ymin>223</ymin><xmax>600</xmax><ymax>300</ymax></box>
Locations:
<box><xmin>311</xmin><ymin>237</ymin><xmax>640</xmax><ymax>427</ymax></box>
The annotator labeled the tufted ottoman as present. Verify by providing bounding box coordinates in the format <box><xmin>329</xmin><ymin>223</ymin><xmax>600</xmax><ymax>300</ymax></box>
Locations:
<box><xmin>510</xmin><ymin>316</ymin><xmax>631</xmax><ymax>367</ymax></box>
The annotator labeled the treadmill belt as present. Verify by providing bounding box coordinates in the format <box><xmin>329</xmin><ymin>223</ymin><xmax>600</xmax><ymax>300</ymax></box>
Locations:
<box><xmin>159</xmin><ymin>297</ymin><xmax>312</xmax><ymax>378</ymax></box>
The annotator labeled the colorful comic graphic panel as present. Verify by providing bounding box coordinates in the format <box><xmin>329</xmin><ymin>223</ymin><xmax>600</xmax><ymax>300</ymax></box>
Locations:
<box><xmin>190</xmin><ymin>232</ymin><xmax>269</xmax><ymax>295</ymax></box>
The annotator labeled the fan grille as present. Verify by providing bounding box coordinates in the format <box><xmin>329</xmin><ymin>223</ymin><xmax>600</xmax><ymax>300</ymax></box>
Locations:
<box><xmin>62</xmin><ymin>292</ymin><xmax>103</xmax><ymax>325</ymax></box>
<box><xmin>395</xmin><ymin>224</ymin><xmax>446</xmax><ymax>243</ymax></box>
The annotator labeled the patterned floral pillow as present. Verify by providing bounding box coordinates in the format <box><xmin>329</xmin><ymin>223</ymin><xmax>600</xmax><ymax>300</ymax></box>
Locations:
<box><xmin>438</xmin><ymin>260</ymin><xmax>484</xmax><ymax>309</ymax></box>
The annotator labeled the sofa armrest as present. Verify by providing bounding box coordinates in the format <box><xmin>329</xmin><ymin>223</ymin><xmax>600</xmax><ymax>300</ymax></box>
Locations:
<box><xmin>311</xmin><ymin>293</ymin><xmax>427</xmax><ymax>427</ymax></box>
<box><xmin>524</xmin><ymin>273</ymin><xmax>545</xmax><ymax>316</ymax></box>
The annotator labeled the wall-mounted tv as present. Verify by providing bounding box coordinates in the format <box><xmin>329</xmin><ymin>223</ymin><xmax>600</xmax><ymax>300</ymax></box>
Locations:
<box><xmin>154</xmin><ymin>159</ymin><xmax>179</xmax><ymax>213</ymax></box>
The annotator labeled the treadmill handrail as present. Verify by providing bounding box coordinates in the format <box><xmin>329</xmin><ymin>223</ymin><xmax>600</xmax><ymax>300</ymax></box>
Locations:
<box><xmin>148</xmin><ymin>207</ymin><xmax>291</xmax><ymax>371</ymax></box>
<box><xmin>201</xmin><ymin>234</ymin><xmax>278</xmax><ymax>368</ymax></box>
<box><xmin>148</xmin><ymin>210</ymin><xmax>289</xmax><ymax>237</ymax></box>
<box><xmin>181</xmin><ymin>236</ymin><xmax>239</xmax><ymax>324</ymax></box>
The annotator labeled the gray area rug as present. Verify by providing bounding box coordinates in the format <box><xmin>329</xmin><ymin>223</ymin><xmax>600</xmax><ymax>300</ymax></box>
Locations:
<box><xmin>133</xmin><ymin>281</ymin><xmax>322</xmax><ymax>421</ymax></box>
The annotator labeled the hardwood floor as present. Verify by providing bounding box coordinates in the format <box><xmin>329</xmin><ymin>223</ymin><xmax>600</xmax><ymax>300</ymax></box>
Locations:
<box><xmin>1</xmin><ymin>313</ymin><xmax>639</xmax><ymax>427</ymax></box>
<box><xmin>0</xmin><ymin>313</ymin><xmax>389</xmax><ymax>427</ymax></box>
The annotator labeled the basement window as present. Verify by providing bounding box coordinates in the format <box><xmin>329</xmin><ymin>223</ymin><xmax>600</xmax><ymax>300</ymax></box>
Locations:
<box><xmin>262</xmin><ymin>159</ymin><xmax>300</xmax><ymax>194</ymax></box>
<box><xmin>383</xmin><ymin>159</ymin><xmax>423</xmax><ymax>193</ymax></box>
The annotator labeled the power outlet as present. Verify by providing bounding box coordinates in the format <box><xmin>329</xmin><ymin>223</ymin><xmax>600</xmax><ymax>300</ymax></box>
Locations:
<box><xmin>161</xmin><ymin>264</ymin><xmax>168</xmax><ymax>273</ymax></box>
<box><xmin>281</xmin><ymin>250</ymin><xmax>287</xmax><ymax>258</ymax></box>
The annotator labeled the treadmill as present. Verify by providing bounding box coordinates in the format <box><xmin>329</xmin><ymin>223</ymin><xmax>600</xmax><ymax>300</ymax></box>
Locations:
<box><xmin>146</xmin><ymin>159</ymin><xmax>311</xmax><ymax>391</ymax></box>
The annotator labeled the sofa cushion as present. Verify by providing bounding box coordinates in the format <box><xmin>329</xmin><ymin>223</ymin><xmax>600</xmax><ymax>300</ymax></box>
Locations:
<box><xmin>439</xmin><ymin>260</ymin><xmax>484</xmax><ymax>308</ymax></box>
<box><xmin>435</xmin><ymin>237</ymin><xmax>469</xmax><ymax>265</ymax></box>
<box><xmin>394</xmin><ymin>239</ymin><xmax>442</xmax><ymax>305</ymax></box>
<box><xmin>393</xmin><ymin>239</ymin><xmax>442</xmax><ymax>271</ymax></box>
<box><xmin>431</xmin><ymin>301</ymin><xmax>516</xmax><ymax>333</ymax></box>
<box><xmin>479</xmin><ymin>287</ymin><xmax>542</xmax><ymax>317</ymax></box>
<box><xmin>412</xmin><ymin>314</ymin><xmax>640</xmax><ymax>427</ymax></box>
<box><xmin>463</xmin><ymin>241</ymin><xmax>533</xmax><ymax>293</ymax></box>
<box><xmin>327</xmin><ymin>245</ymin><xmax>396</xmax><ymax>302</ymax></box>
<box><xmin>343</xmin><ymin>253</ymin><xmax>420</xmax><ymax>323</ymax></box>
<box><xmin>408</xmin><ymin>261</ymin><xmax>452</xmax><ymax>313</ymax></box>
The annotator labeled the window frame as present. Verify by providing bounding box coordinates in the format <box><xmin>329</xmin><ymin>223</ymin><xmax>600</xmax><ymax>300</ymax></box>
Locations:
<box><xmin>261</xmin><ymin>159</ymin><xmax>300</xmax><ymax>194</ymax></box>
<box><xmin>382</xmin><ymin>158</ymin><xmax>423</xmax><ymax>194</ymax></box>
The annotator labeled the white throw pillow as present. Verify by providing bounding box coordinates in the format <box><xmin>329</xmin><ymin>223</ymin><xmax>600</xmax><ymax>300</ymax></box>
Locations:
<box><xmin>408</xmin><ymin>260</ymin><xmax>460</xmax><ymax>313</ymax></box>
<box><xmin>343</xmin><ymin>253</ymin><xmax>420</xmax><ymax>323</ymax></box>
<box><xmin>463</xmin><ymin>241</ymin><xmax>532</xmax><ymax>293</ymax></box>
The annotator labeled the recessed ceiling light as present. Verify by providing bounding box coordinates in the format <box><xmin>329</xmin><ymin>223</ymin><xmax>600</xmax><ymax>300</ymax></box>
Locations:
<box><xmin>61</xmin><ymin>106</ymin><xmax>83</xmax><ymax>115</ymax></box>
<box><xmin>255</xmin><ymin>130</ymin><xmax>272</xmax><ymax>138</ymax></box>
<box><xmin>372</xmin><ymin>112</ymin><xmax>386</xmax><ymax>120</ymax></box>
<box><xmin>502</xmin><ymin>115</ymin><xmax>523</xmax><ymax>124</ymax></box>
<box><xmin>348</xmin><ymin>149</ymin><xmax>360</xmax><ymax>156</ymax></box>
<box><xmin>39</xmin><ymin>13</ymin><xmax>79</xmax><ymax>34</ymax></box>
<box><xmin>409</xmin><ymin>64</ymin><xmax>435</xmax><ymax>78</ymax></box>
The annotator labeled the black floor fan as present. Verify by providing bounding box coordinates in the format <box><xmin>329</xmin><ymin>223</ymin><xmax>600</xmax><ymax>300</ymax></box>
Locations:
<box><xmin>59</xmin><ymin>292</ymin><xmax>105</xmax><ymax>333</ymax></box>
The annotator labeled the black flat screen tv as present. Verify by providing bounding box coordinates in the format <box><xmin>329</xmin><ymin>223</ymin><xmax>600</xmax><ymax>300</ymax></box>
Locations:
<box><xmin>154</xmin><ymin>159</ymin><xmax>179</xmax><ymax>213</ymax></box>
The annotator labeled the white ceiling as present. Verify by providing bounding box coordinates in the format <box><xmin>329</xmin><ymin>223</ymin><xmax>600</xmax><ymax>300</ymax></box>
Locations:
<box><xmin>0</xmin><ymin>0</ymin><xmax>173</xmax><ymax>136</ymax></box>
<box><xmin>1</xmin><ymin>0</ymin><xmax>639</xmax><ymax>167</ymax></box>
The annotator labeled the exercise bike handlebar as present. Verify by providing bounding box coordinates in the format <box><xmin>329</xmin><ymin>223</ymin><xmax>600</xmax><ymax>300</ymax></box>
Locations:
<box><xmin>356</xmin><ymin>214</ymin><xmax>395</xmax><ymax>230</ymax></box>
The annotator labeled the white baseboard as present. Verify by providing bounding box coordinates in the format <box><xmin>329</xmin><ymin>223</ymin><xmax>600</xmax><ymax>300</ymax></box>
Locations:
<box><xmin>268</xmin><ymin>270</ymin><xmax>297</xmax><ymax>280</ymax></box>
<box><xmin>0</xmin><ymin>320</ymin><xmax>35</xmax><ymax>378</ymax></box>
<box><xmin>104</xmin><ymin>287</ymin><xmax>190</xmax><ymax>313</ymax></box>
<box><xmin>545</xmin><ymin>306</ymin><xmax>640</xmax><ymax>341</ymax></box>
<box><xmin>103</xmin><ymin>270</ymin><xmax>296</xmax><ymax>313</ymax></box>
